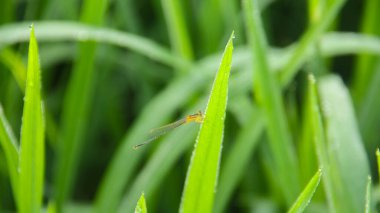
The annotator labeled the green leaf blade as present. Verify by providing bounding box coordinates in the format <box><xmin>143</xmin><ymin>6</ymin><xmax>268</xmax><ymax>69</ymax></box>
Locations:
<box><xmin>134</xmin><ymin>193</ymin><xmax>147</xmax><ymax>213</ymax></box>
<box><xmin>376</xmin><ymin>149</ymin><xmax>380</xmax><ymax>178</ymax></box>
<box><xmin>318</xmin><ymin>75</ymin><xmax>370</xmax><ymax>212</ymax></box>
<box><xmin>161</xmin><ymin>0</ymin><xmax>194</xmax><ymax>66</ymax></box>
<box><xmin>288</xmin><ymin>169</ymin><xmax>322</xmax><ymax>213</ymax></box>
<box><xmin>180</xmin><ymin>32</ymin><xmax>234</xmax><ymax>213</ymax></box>
<box><xmin>214</xmin><ymin>105</ymin><xmax>264</xmax><ymax>213</ymax></box>
<box><xmin>306</xmin><ymin>74</ymin><xmax>339</xmax><ymax>212</ymax></box>
<box><xmin>364</xmin><ymin>176</ymin><xmax>372</xmax><ymax>213</ymax></box>
<box><xmin>19</xmin><ymin>24</ymin><xmax>45</xmax><ymax>213</ymax></box>
<box><xmin>0</xmin><ymin>48</ymin><xmax>26</xmax><ymax>91</ymax></box>
<box><xmin>0</xmin><ymin>21</ymin><xmax>189</xmax><ymax>70</ymax></box>
<box><xmin>352</xmin><ymin>0</ymin><xmax>380</xmax><ymax>107</ymax></box>
<box><xmin>0</xmin><ymin>103</ymin><xmax>19</xmax><ymax>201</ymax></box>
<box><xmin>54</xmin><ymin>0</ymin><xmax>109</xmax><ymax>209</ymax></box>
<box><xmin>243</xmin><ymin>0</ymin><xmax>299</xmax><ymax>204</ymax></box>
<box><xmin>279</xmin><ymin>0</ymin><xmax>346</xmax><ymax>87</ymax></box>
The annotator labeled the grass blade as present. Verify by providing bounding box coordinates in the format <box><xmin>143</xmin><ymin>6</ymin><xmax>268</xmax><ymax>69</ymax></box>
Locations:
<box><xmin>318</xmin><ymin>74</ymin><xmax>370</xmax><ymax>212</ymax></box>
<box><xmin>54</xmin><ymin>0</ymin><xmax>109</xmax><ymax>208</ymax></box>
<box><xmin>0</xmin><ymin>47</ymin><xmax>59</xmax><ymax>149</ymax></box>
<box><xmin>377</xmin><ymin>149</ymin><xmax>380</xmax><ymax>178</ymax></box>
<box><xmin>180</xmin><ymin>32</ymin><xmax>234</xmax><ymax>213</ymax></box>
<box><xmin>197</xmin><ymin>0</ymin><xmax>223</xmax><ymax>55</ymax></box>
<box><xmin>19</xmin><ymin>24</ymin><xmax>45</xmax><ymax>213</ymax></box>
<box><xmin>299</xmin><ymin>83</ymin><xmax>318</xmax><ymax>186</ymax></box>
<box><xmin>356</xmin><ymin>61</ymin><xmax>380</xmax><ymax>154</ymax></box>
<box><xmin>306</xmin><ymin>74</ymin><xmax>341</xmax><ymax>212</ymax></box>
<box><xmin>364</xmin><ymin>176</ymin><xmax>372</xmax><ymax>213</ymax></box>
<box><xmin>279</xmin><ymin>0</ymin><xmax>346</xmax><ymax>87</ymax></box>
<box><xmin>0</xmin><ymin>103</ymin><xmax>19</xmax><ymax>201</ymax></box>
<box><xmin>243</xmin><ymin>0</ymin><xmax>299</xmax><ymax>204</ymax></box>
<box><xmin>352</xmin><ymin>0</ymin><xmax>380</xmax><ymax>106</ymax></box>
<box><xmin>0</xmin><ymin>21</ymin><xmax>189</xmax><ymax>70</ymax></box>
<box><xmin>214</xmin><ymin>105</ymin><xmax>264</xmax><ymax>213</ymax></box>
<box><xmin>0</xmin><ymin>48</ymin><xmax>26</xmax><ymax>91</ymax></box>
<box><xmin>320</xmin><ymin>33</ymin><xmax>380</xmax><ymax>57</ymax></box>
<box><xmin>288</xmin><ymin>169</ymin><xmax>322</xmax><ymax>213</ymax></box>
<box><xmin>308</xmin><ymin>0</ymin><xmax>325</xmax><ymax>24</ymax></box>
<box><xmin>161</xmin><ymin>0</ymin><xmax>193</xmax><ymax>68</ymax></box>
<box><xmin>134</xmin><ymin>193</ymin><xmax>147</xmax><ymax>213</ymax></box>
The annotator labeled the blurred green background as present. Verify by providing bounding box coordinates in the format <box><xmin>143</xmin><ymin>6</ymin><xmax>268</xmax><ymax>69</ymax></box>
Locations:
<box><xmin>0</xmin><ymin>0</ymin><xmax>380</xmax><ymax>212</ymax></box>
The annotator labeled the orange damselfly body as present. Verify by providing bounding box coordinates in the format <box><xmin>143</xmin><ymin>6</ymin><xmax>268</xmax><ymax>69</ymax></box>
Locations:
<box><xmin>133</xmin><ymin>111</ymin><xmax>204</xmax><ymax>149</ymax></box>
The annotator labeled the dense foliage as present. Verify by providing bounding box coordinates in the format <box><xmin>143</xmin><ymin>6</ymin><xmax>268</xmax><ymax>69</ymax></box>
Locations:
<box><xmin>0</xmin><ymin>0</ymin><xmax>379</xmax><ymax>212</ymax></box>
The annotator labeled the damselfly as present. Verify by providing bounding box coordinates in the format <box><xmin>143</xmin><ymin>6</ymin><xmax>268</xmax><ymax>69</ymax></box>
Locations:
<box><xmin>133</xmin><ymin>111</ymin><xmax>204</xmax><ymax>149</ymax></box>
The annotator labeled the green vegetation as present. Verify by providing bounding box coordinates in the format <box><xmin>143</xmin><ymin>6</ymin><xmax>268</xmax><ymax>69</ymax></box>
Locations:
<box><xmin>134</xmin><ymin>193</ymin><xmax>147</xmax><ymax>213</ymax></box>
<box><xmin>18</xmin><ymin>24</ymin><xmax>45</xmax><ymax>213</ymax></box>
<box><xmin>0</xmin><ymin>0</ymin><xmax>379</xmax><ymax>212</ymax></box>
<box><xmin>288</xmin><ymin>169</ymin><xmax>322</xmax><ymax>213</ymax></box>
<box><xmin>180</xmin><ymin>32</ymin><xmax>234</xmax><ymax>213</ymax></box>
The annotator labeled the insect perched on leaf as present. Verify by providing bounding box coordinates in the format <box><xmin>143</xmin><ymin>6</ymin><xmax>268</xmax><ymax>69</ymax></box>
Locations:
<box><xmin>133</xmin><ymin>111</ymin><xmax>204</xmax><ymax>149</ymax></box>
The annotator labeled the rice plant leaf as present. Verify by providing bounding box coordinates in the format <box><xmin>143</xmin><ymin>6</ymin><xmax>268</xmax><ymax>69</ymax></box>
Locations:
<box><xmin>0</xmin><ymin>103</ymin><xmax>19</xmax><ymax>200</ymax></box>
<box><xmin>214</xmin><ymin>105</ymin><xmax>264</xmax><ymax>213</ymax></box>
<box><xmin>356</xmin><ymin>61</ymin><xmax>380</xmax><ymax>154</ymax></box>
<box><xmin>180</xmin><ymin>32</ymin><xmax>234</xmax><ymax>213</ymax></box>
<box><xmin>19</xmin><ymin>24</ymin><xmax>45</xmax><ymax>213</ymax></box>
<box><xmin>307</xmin><ymin>0</ymin><xmax>325</xmax><ymax>24</ymax></box>
<box><xmin>306</xmin><ymin>74</ymin><xmax>340</xmax><ymax>212</ymax></box>
<box><xmin>0</xmin><ymin>48</ymin><xmax>26</xmax><ymax>91</ymax></box>
<box><xmin>54</xmin><ymin>0</ymin><xmax>109</xmax><ymax>208</ymax></box>
<box><xmin>288</xmin><ymin>169</ymin><xmax>322</xmax><ymax>213</ymax></box>
<box><xmin>352</xmin><ymin>0</ymin><xmax>380</xmax><ymax>107</ymax></box>
<box><xmin>0</xmin><ymin>21</ymin><xmax>189</xmax><ymax>70</ymax></box>
<box><xmin>161</xmin><ymin>0</ymin><xmax>193</xmax><ymax>64</ymax></box>
<box><xmin>320</xmin><ymin>33</ymin><xmax>380</xmax><ymax>57</ymax></box>
<box><xmin>279</xmin><ymin>0</ymin><xmax>346</xmax><ymax>87</ymax></box>
<box><xmin>243</xmin><ymin>0</ymin><xmax>299</xmax><ymax>204</ymax></box>
<box><xmin>134</xmin><ymin>193</ymin><xmax>147</xmax><ymax>213</ymax></box>
<box><xmin>47</xmin><ymin>201</ymin><xmax>56</xmax><ymax>213</ymax></box>
<box><xmin>318</xmin><ymin>74</ymin><xmax>370</xmax><ymax>212</ymax></box>
<box><xmin>364</xmin><ymin>176</ymin><xmax>372</xmax><ymax>213</ymax></box>
<box><xmin>377</xmin><ymin>149</ymin><xmax>380</xmax><ymax>178</ymax></box>
<box><xmin>299</xmin><ymin>82</ymin><xmax>318</xmax><ymax>185</ymax></box>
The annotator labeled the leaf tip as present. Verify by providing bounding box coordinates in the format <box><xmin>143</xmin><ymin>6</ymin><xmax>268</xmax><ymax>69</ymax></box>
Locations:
<box><xmin>308</xmin><ymin>73</ymin><xmax>316</xmax><ymax>84</ymax></box>
<box><xmin>134</xmin><ymin>192</ymin><xmax>147</xmax><ymax>213</ymax></box>
<box><xmin>29</xmin><ymin>23</ymin><xmax>35</xmax><ymax>33</ymax></box>
<box><xmin>317</xmin><ymin>168</ymin><xmax>323</xmax><ymax>176</ymax></box>
<box><xmin>28</xmin><ymin>23</ymin><xmax>37</xmax><ymax>45</ymax></box>
<box><xmin>227</xmin><ymin>31</ymin><xmax>235</xmax><ymax>49</ymax></box>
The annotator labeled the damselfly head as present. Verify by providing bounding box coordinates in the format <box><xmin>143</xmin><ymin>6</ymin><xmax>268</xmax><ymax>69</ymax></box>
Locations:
<box><xmin>194</xmin><ymin>110</ymin><xmax>204</xmax><ymax>123</ymax></box>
